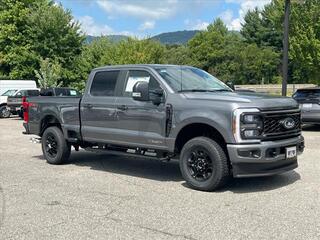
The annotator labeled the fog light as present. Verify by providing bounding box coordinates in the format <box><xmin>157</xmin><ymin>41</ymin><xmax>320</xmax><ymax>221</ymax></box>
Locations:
<box><xmin>238</xmin><ymin>149</ymin><xmax>261</xmax><ymax>158</ymax></box>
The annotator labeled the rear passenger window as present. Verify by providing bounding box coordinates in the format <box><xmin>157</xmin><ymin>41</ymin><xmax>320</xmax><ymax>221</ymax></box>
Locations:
<box><xmin>123</xmin><ymin>70</ymin><xmax>160</xmax><ymax>97</ymax></box>
<box><xmin>91</xmin><ymin>71</ymin><xmax>119</xmax><ymax>96</ymax></box>
<box><xmin>27</xmin><ymin>90</ymin><xmax>39</xmax><ymax>96</ymax></box>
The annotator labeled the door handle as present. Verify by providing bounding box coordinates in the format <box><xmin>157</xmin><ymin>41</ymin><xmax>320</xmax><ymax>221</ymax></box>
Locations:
<box><xmin>83</xmin><ymin>104</ymin><xmax>93</xmax><ymax>109</ymax></box>
<box><xmin>117</xmin><ymin>105</ymin><xmax>128</xmax><ymax>111</ymax></box>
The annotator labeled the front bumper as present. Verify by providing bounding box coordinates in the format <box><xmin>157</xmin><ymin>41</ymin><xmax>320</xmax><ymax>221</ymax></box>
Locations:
<box><xmin>227</xmin><ymin>136</ymin><xmax>304</xmax><ymax>177</ymax></box>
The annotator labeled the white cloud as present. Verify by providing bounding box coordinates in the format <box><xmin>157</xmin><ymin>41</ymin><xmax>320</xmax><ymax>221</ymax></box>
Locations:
<box><xmin>96</xmin><ymin>0</ymin><xmax>212</xmax><ymax>32</ymax></box>
<box><xmin>184</xmin><ymin>19</ymin><xmax>209</xmax><ymax>31</ymax></box>
<box><xmin>78</xmin><ymin>16</ymin><xmax>113</xmax><ymax>36</ymax></box>
<box><xmin>78</xmin><ymin>15</ymin><xmax>135</xmax><ymax>37</ymax></box>
<box><xmin>96</xmin><ymin>0</ymin><xmax>177</xmax><ymax>20</ymax></box>
<box><xmin>138</xmin><ymin>21</ymin><xmax>155</xmax><ymax>31</ymax></box>
<box><xmin>219</xmin><ymin>10</ymin><xmax>242</xmax><ymax>31</ymax></box>
<box><xmin>222</xmin><ymin>0</ymin><xmax>271</xmax><ymax>31</ymax></box>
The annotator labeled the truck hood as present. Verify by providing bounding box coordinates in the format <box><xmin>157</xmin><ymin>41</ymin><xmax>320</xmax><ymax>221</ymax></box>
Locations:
<box><xmin>182</xmin><ymin>91</ymin><xmax>298</xmax><ymax>110</ymax></box>
<box><xmin>0</xmin><ymin>96</ymin><xmax>8</xmax><ymax>105</ymax></box>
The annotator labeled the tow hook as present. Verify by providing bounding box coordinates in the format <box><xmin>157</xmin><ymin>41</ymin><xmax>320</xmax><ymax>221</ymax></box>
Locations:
<box><xmin>30</xmin><ymin>137</ymin><xmax>41</xmax><ymax>144</ymax></box>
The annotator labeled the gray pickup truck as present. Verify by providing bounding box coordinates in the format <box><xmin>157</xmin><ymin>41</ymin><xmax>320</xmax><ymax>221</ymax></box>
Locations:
<box><xmin>23</xmin><ymin>64</ymin><xmax>304</xmax><ymax>191</ymax></box>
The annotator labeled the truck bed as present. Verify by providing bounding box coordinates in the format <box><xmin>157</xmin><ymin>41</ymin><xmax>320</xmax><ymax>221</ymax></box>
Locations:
<box><xmin>27</xmin><ymin>96</ymin><xmax>81</xmax><ymax>138</ymax></box>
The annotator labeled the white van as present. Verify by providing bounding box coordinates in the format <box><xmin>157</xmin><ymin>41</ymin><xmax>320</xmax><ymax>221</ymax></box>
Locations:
<box><xmin>0</xmin><ymin>80</ymin><xmax>37</xmax><ymax>95</ymax></box>
<box><xmin>0</xmin><ymin>80</ymin><xmax>38</xmax><ymax>118</ymax></box>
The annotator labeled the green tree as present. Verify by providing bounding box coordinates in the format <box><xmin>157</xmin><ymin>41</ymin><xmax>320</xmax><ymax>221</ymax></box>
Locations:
<box><xmin>34</xmin><ymin>58</ymin><xmax>62</xmax><ymax>88</ymax></box>
<box><xmin>290</xmin><ymin>0</ymin><xmax>320</xmax><ymax>84</ymax></box>
<box><xmin>109</xmin><ymin>38</ymin><xmax>166</xmax><ymax>65</ymax></box>
<box><xmin>163</xmin><ymin>45</ymin><xmax>192</xmax><ymax>65</ymax></box>
<box><xmin>26</xmin><ymin>1</ymin><xmax>84</xmax><ymax>85</ymax></box>
<box><xmin>72</xmin><ymin>37</ymin><xmax>167</xmax><ymax>91</ymax></box>
<box><xmin>0</xmin><ymin>0</ymin><xmax>84</xmax><ymax>84</ymax></box>
<box><xmin>241</xmin><ymin>0</ymin><xmax>284</xmax><ymax>51</ymax></box>
<box><xmin>188</xmin><ymin>19</ymin><xmax>230</xmax><ymax>71</ymax></box>
<box><xmin>0</xmin><ymin>0</ymin><xmax>41</xmax><ymax>78</ymax></box>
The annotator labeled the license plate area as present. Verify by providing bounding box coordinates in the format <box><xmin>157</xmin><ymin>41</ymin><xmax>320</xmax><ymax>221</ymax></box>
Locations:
<box><xmin>286</xmin><ymin>146</ymin><xmax>297</xmax><ymax>159</ymax></box>
<box><xmin>302</xmin><ymin>103</ymin><xmax>312</xmax><ymax>108</ymax></box>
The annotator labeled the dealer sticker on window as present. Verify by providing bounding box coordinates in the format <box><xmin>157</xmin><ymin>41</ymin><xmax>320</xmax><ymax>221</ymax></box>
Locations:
<box><xmin>286</xmin><ymin>146</ymin><xmax>297</xmax><ymax>159</ymax></box>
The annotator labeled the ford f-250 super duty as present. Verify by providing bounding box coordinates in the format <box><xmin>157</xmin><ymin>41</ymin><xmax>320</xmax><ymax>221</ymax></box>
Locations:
<box><xmin>23</xmin><ymin>65</ymin><xmax>305</xmax><ymax>191</ymax></box>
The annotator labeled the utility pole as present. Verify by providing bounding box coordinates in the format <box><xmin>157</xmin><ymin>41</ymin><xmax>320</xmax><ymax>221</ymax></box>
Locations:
<box><xmin>282</xmin><ymin>0</ymin><xmax>290</xmax><ymax>96</ymax></box>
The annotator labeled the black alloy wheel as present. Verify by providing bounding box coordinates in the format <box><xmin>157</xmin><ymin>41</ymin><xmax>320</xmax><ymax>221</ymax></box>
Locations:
<box><xmin>45</xmin><ymin>133</ymin><xmax>58</xmax><ymax>158</ymax></box>
<box><xmin>187</xmin><ymin>147</ymin><xmax>213</xmax><ymax>181</ymax></box>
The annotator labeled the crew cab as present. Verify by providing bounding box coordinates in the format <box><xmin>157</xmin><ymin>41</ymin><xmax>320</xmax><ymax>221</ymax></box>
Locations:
<box><xmin>23</xmin><ymin>65</ymin><xmax>305</xmax><ymax>191</ymax></box>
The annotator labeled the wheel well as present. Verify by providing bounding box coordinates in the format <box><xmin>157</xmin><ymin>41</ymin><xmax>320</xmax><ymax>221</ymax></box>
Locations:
<box><xmin>175</xmin><ymin>123</ymin><xmax>227</xmax><ymax>154</ymax></box>
<box><xmin>0</xmin><ymin>103</ymin><xmax>7</xmax><ymax>107</ymax></box>
<box><xmin>40</xmin><ymin>115</ymin><xmax>61</xmax><ymax>136</ymax></box>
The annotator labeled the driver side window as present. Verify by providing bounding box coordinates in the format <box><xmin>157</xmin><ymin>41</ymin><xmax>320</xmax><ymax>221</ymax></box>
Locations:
<box><xmin>123</xmin><ymin>70</ymin><xmax>161</xmax><ymax>97</ymax></box>
<box><xmin>16</xmin><ymin>91</ymin><xmax>24</xmax><ymax>97</ymax></box>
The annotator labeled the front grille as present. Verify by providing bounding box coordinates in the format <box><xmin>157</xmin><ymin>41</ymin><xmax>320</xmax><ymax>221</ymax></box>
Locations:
<box><xmin>261</xmin><ymin>109</ymin><xmax>301</xmax><ymax>140</ymax></box>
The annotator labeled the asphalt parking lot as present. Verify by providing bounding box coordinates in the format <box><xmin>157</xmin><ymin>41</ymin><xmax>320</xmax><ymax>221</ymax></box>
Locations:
<box><xmin>0</xmin><ymin>118</ymin><xmax>319</xmax><ymax>240</ymax></box>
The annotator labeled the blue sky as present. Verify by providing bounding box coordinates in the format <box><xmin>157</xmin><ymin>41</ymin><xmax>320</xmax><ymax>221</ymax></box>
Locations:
<box><xmin>57</xmin><ymin>0</ymin><xmax>271</xmax><ymax>37</ymax></box>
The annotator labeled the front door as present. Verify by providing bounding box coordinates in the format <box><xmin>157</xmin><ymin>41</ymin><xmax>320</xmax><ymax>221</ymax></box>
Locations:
<box><xmin>114</xmin><ymin>69</ymin><xmax>167</xmax><ymax>150</ymax></box>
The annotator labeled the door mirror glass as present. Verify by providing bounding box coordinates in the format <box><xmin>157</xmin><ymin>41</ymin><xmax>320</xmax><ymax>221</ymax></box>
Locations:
<box><xmin>150</xmin><ymin>89</ymin><xmax>164</xmax><ymax>105</ymax></box>
<box><xmin>132</xmin><ymin>81</ymin><xmax>149</xmax><ymax>101</ymax></box>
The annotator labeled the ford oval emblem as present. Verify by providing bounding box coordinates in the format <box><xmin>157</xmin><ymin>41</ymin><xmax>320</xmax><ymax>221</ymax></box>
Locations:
<box><xmin>281</xmin><ymin>117</ymin><xmax>295</xmax><ymax>129</ymax></box>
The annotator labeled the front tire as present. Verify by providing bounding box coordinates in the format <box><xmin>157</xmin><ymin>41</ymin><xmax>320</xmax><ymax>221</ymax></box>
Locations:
<box><xmin>42</xmin><ymin>126</ymin><xmax>71</xmax><ymax>164</ymax></box>
<box><xmin>179</xmin><ymin>137</ymin><xmax>229</xmax><ymax>191</ymax></box>
<box><xmin>0</xmin><ymin>106</ymin><xmax>11</xmax><ymax>118</ymax></box>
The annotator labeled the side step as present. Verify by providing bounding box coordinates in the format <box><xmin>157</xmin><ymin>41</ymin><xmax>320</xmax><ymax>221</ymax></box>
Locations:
<box><xmin>85</xmin><ymin>146</ymin><xmax>174</xmax><ymax>162</ymax></box>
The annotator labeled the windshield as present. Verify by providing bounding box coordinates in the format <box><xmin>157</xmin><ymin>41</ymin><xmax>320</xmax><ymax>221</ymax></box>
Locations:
<box><xmin>1</xmin><ymin>89</ymin><xmax>17</xmax><ymax>96</ymax></box>
<box><xmin>155</xmin><ymin>66</ymin><xmax>231</xmax><ymax>92</ymax></box>
<box><xmin>293</xmin><ymin>89</ymin><xmax>320</xmax><ymax>98</ymax></box>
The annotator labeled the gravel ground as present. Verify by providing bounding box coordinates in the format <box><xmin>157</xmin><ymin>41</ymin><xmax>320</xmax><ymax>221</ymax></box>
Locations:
<box><xmin>0</xmin><ymin>117</ymin><xmax>319</xmax><ymax>240</ymax></box>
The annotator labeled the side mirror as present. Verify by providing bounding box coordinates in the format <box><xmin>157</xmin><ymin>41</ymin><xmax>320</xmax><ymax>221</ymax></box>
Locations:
<box><xmin>226</xmin><ymin>81</ymin><xmax>235</xmax><ymax>90</ymax></box>
<box><xmin>150</xmin><ymin>89</ymin><xmax>164</xmax><ymax>105</ymax></box>
<box><xmin>132</xmin><ymin>81</ymin><xmax>149</xmax><ymax>101</ymax></box>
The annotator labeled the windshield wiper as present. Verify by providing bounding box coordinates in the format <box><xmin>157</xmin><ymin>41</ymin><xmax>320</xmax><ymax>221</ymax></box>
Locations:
<box><xmin>210</xmin><ymin>89</ymin><xmax>232</xmax><ymax>92</ymax></box>
<box><xmin>178</xmin><ymin>89</ymin><xmax>210</xmax><ymax>93</ymax></box>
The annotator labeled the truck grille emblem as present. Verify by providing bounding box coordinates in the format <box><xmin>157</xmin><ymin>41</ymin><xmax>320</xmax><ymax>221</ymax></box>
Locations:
<box><xmin>281</xmin><ymin>117</ymin><xmax>295</xmax><ymax>130</ymax></box>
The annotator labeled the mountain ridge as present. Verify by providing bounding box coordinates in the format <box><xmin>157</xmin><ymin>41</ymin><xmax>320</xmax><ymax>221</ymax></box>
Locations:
<box><xmin>85</xmin><ymin>30</ymin><xmax>200</xmax><ymax>45</ymax></box>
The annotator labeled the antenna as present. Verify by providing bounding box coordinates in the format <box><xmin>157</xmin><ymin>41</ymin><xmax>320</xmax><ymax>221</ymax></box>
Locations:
<box><xmin>180</xmin><ymin>65</ymin><xmax>182</xmax><ymax>91</ymax></box>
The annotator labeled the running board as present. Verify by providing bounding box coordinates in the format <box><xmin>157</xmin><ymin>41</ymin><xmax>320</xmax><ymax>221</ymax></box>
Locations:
<box><xmin>84</xmin><ymin>147</ymin><xmax>174</xmax><ymax>162</ymax></box>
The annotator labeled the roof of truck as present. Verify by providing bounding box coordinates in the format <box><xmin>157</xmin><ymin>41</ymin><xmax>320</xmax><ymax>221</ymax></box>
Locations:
<box><xmin>296</xmin><ymin>87</ymin><xmax>320</xmax><ymax>91</ymax></box>
<box><xmin>93</xmin><ymin>64</ymin><xmax>189</xmax><ymax>71</ymax></box>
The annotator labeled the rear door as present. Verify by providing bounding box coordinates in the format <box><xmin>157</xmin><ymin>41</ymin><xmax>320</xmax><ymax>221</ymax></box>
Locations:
<box><xmin>80</xmin><ymin>70</ymin><xmax>125</xmax><ymax>143</ymax></box>
<box><xmin>294</xmin><ymin>89</ymin><xmax>320</xmax><ymax>120</ymax></box>
<box><xmin>113</xmin><ymin>69</ymin><xmax>167</xmax><ymax>149</ymax></box>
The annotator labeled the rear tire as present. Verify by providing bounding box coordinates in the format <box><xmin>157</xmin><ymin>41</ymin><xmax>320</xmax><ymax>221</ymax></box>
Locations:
<box><xmin>179</xmin><ymin>137</ymin><xmax>229</xmax><ymax>191</ymax></box>
<box><xmin>0</xmin><ymin>105</ymin><xmax>11</xmax><ymax>118</ymax></box>
<box><xmin>42</xmin><ymin>126</ymin><xmax>71</xmax><ymax>164</ymax></box>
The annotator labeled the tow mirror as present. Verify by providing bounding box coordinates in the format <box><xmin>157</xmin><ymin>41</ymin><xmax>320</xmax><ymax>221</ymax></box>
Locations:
<box><xmin>150</xmin><ymin>89</ymin><xmax>164</xmax><ymax>105</ymax></box>
<box><xmin>132</xmin><ymin>81</ymin><xmax>149</xmax><ymax>101</ymax></box>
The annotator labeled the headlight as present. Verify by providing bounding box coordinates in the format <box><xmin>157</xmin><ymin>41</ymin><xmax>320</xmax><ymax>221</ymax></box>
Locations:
<box><xmin>233</xmin><ymin>108</ymin><xmax>263</xmax><ymax>143</ymax></box>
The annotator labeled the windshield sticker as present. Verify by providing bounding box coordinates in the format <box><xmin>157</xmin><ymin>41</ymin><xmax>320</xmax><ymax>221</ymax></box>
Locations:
<box><xmin>125</xmin><ymin>76</ymin><xmax>150</xmax><ymax>92</ymax></box>
<box><xmin>70</xmin><ymin>90</ymin><xmax>77</xmax><ymax>96</ymax></box>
